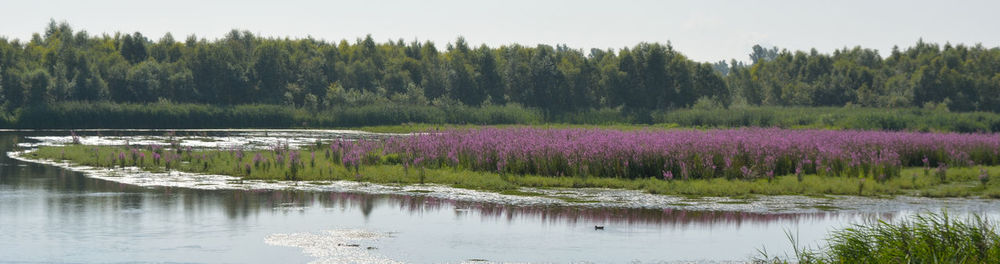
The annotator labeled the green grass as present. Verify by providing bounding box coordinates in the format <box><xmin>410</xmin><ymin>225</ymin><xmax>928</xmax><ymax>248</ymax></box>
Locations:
<box><xmin>759</xmin><ymin>211</ymin><xmax>1000</xmax><ymax>263</ymax></box>
<box><xmin>26</xmin><ymin>144</ymin><xmax>1000</xmax><ymax>198</ymax></box>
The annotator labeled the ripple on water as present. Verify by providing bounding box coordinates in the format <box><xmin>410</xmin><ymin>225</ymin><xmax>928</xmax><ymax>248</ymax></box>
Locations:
<box><xmin>264</xmin><ymin>229</ymin><xmax>400</xmax><ymax>264</ymax></box>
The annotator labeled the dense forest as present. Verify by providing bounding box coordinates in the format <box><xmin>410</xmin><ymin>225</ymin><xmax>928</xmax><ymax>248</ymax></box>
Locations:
<box><xmin>1</xmin><ymin>21</ymin><xmax>1000</xmax><ymax>128</ymax></box>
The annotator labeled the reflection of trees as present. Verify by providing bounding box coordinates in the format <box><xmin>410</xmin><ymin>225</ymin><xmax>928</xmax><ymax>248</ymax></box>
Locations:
<box><xmin>434</xmin><ymin>202</ymin><xmax>897</xmax><ymax>227</ymax></box>
<box><xmin>212</xmin><ymin>189</ymin><xmax>896</xmax><ymax>227</ymax></box>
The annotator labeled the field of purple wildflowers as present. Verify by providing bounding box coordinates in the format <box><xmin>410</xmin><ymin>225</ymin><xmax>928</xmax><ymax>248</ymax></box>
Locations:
<box><xmin>28</xmin><ymin>127</ymin><xmax>1000</xmax><ymax>197</ymax></box>
<box><xmin>333</xmin><ymin>128</ymin><xmax>1000</xmax><ymax>182</ymax></box>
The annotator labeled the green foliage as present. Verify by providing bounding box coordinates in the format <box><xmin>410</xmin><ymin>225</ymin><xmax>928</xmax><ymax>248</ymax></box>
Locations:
<box><xmin>8</xmin><ymin>102</ymin><xmax>1000</xmax><ymax>132</ymax></box>
<box><xmin>656</xmin><ymin>106</ymin><xmax>1000</xmax><ymax>133</ymax></box>
<box><xmin>4</xmin><ymin>23</ymin><xmax>1000</xmax><ymax>127</ymax></box>
<box><xmin>761</xmin><ymin>212</ymin><xmax>1000</xmax><ymax>263</ymax></box>
<box><xmin>729</xmin><ymin>42</ymin><xmax>1000</xmax><ymax>113</ymax></box>
<box><xmin>1</xmin><ymin>101</ymin><xmax>543</xmax><ymax>128</ymax></box>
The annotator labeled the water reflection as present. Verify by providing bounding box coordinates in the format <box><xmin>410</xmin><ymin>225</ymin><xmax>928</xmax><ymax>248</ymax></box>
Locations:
<box><xmin>0</xmin><ymin>131</ymin><xmax>960</xmax><ymax>262</ymax></box>
<box><xmin>3</xmin><ymin>132</ymin><xmax>896</xmax><ymax>228</ymax></box>
<box><xmin>11</xmin><ymin>133</ymin><xmax>904</xmax><ymax>229</ymax></box>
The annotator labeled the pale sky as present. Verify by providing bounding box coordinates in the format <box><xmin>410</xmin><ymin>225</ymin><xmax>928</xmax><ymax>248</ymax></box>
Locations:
<box><xmin>2</xmin><ymin>0</ymin><xmax>998</xmax><ymax>63</ymax></box>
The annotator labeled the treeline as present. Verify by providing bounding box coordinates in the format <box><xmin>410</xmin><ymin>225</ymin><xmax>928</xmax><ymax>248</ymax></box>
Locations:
<box><xmin>724</xmin><ymin>42</ymin><xmax>1000</xmax><ymax>111</ymax></box>
<box><xmin>1</xmin><ymin>21</ymin><xmax>999</xmax><ymax>120</ymax></box>
<box><xmin>1</xmin><ymin>21</ymin><xmax>720</xmax><ymax>118</ymax></box>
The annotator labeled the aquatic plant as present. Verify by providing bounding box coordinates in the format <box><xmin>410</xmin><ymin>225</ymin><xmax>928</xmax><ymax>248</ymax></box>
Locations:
<box><xmin>761</xmin><ymin>211</ymin><xmax>1000</xmax><ymax>263</ymax></box>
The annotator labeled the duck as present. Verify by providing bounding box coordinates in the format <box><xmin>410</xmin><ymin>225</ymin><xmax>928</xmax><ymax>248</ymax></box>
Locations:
<box><xmin>594</xmin><ymin>225</ymin><xmax>605</xmax><ymax>230</ymax></box>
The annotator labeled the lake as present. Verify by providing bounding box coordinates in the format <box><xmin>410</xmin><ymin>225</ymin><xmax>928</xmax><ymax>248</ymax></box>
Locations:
<box><xmin>1</xmin><ymin>130</ymin><xmax>996</xmax><ymax>263</ymax></box>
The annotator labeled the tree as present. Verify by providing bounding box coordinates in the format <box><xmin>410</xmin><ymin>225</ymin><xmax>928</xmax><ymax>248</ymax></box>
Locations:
<box><xmin>125</xmin><ymin>60</ymin><xmax>162</xmax><ymax>102</ymax></box>
<box><xmin>252</xmin><ymin>41</ymin><xmax>290</xmax><ymax>102</ymax></box>
<box><xmin>446</xmin><ymin>37</ymin><xmax>483</xmax><ymax>106</ymax></box>
<box><xmin>474</xmin><ymin>46</ymin><xmax>504</xmax><ymax>104</ymax></box>
<box><xmin>71</xmin><ymin>61</ymin><xmax>109</xmax><ymax>101</ymax></box>
<box><xmin>120</xmin><ymin>32</ymin><xmax>148</xmax><ymax>64</ymax></box>
<box><xmin>0</xmin><ymin>65</ymin><xmax>4</xmax><ymax>108</ymax></box>
<box><xmin>24</xmin><ymin>68</ymin><xmax>52</xmax><ymax>105</ymax></box>
<box><xmin>640</xmin><ymin>43</ymin><xmax>670</xmax><ymax>109</ymax></box>
<box><xmin>692</xmin><ymin>63</ymin><xmax>729</xmax><ymax>107</ymax></box>
<box><xmin>749</xmin><ymin>44</ymin><xmax>779</xmax><ymax>63</ymax></box>
<box><xmin>528</xmin><ymin>45</ymin><xmax>563</xmax><ymax>111</ymax></box>
<box><xmin>712</xmin><ymin>60</ymin><xmax>730</xmax><ymax>76</ymax></box>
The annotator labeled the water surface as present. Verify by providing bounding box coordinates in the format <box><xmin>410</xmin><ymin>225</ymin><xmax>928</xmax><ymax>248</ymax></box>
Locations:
<box><xmin>1</xmin><ymin>131</ymin><xmax>997</xmax><ymax>263</ymax></box>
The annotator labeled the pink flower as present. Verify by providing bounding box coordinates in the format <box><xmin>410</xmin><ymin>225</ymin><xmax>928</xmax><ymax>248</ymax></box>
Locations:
<box><xmin>663</xmin><ymin>170</ymin><xmax>673</xmax><ymax>181</ymax></box>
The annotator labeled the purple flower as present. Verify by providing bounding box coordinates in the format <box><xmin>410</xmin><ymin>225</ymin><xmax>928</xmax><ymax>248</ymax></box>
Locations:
<box><xmin>321</xmin><ymin>127</ymin><xmax>1000</xmax><ymax>181</ymax></box>
<box><xmin>663</xmin><ymin>170</ymin><xmax>673</xmax><ymax>181</ymax></box>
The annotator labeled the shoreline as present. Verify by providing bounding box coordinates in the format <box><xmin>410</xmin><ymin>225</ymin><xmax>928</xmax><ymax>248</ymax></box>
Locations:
<box><xmin>12</xmin><ymin>149</ymin><xmax>1000</xmax><ymax>214</ymax></box>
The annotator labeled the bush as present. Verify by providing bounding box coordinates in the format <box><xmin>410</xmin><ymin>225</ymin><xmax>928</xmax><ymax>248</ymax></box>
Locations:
<box><xmin>6</xmin><ymin>102</ymin><xmax>1000</xmax><ymax>132</ymax></box>
<box><xmin>654</xmin><ymin>106</ymin><xmax>1000</xmax><ymax>132</ymax></box>
<box><xmin>0</xmin><ymin>101</ymin><xmax>545</xmax><ymax>129</ymax></box>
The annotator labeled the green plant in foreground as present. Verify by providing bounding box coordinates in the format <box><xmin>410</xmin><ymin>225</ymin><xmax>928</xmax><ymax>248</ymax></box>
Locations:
<box><xmin>758</xmin><ymin>211</ymin><xmax>1000</xmax><ymax>263</ymax></box>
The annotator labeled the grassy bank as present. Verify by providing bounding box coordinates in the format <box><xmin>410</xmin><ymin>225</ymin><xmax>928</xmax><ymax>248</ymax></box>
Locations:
<box><xmin>760</xmin><ymin>212</ymin><xmax>1000</xmax><ymax>263</ymax></box>
<box><xmin>6</xmin><ymin>102</ymin><xmax>1000</xmax><ymax>133</ymax></box>
<box><xmin>24</xmin><ymin>144</ymin><xmax>1000</xmax><ymax>198</ymax></box>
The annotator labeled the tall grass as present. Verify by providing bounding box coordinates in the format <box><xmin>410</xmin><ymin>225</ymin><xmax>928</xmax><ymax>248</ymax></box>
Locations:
<box><xmin>760</xmin><ymin>211</ymin><xmax>1000</xmax><ymax>263</ymax></box>
<box><xmin>656</xmin><ymin>106</ymin><xmax>1000</xmax><ymax>133</ymax></box>
<box><xmin>2</xmin><ymin>101</ymin><xmax>544</xmax><ymax>129</ymax></box>
<box><xmin>8</xmin><ymin>102</ymin><xmax>1000</xmax><ymax>132</ymax></box>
